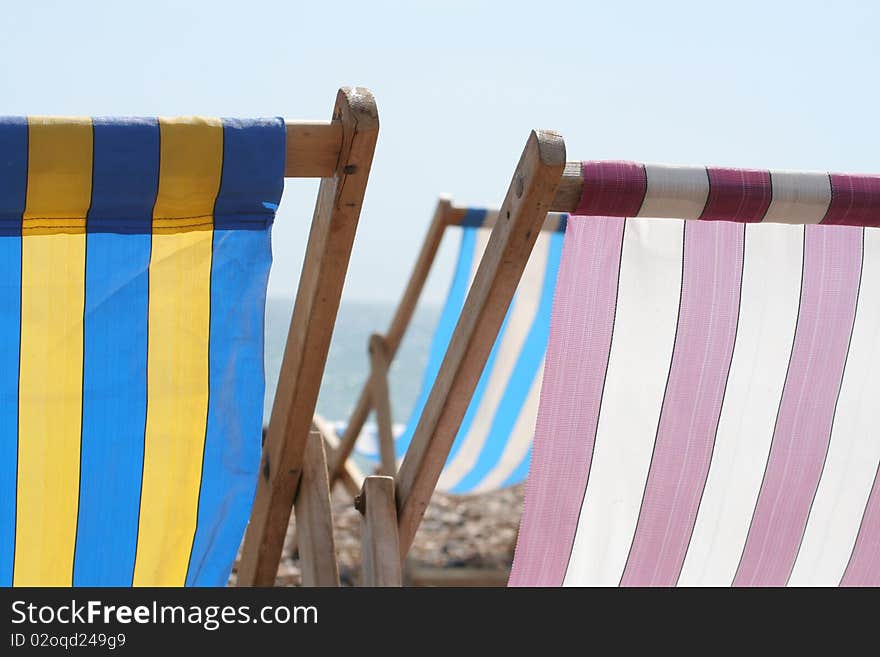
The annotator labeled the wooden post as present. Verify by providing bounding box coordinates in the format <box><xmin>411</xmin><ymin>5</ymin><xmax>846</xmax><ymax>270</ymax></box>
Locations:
<box><xmin>294</xmin><ymin>431</ymin><xmax>340</xmax><ymax>587</ymax></box>
<box><xmin>395</xmin><ymin>130</ymin><xmax>566</xmax><ymax>557</ymax></box>
<box><xmin>327</xmin><ymin>198</ymin><xmax>452</xmax><ymax>484</ymax></box>
<box><xmin>368</xmin><ymin>333</ymin><xmax>396</xmax><ymax>476</ymax></box>
<box><xmin>312</xmin><ymin>415</ymin><xmax>362</xmax><ymax>497</ymax></box>
<box><xmin>287</xmin><ymin>417</ymin><xmax>362</xmax><ymax>561</ymax></box>
<box><xmin>357</xmin><ymin>476</ymin><xmax>403</xmax><ymax>587</ymax></box>
<box><xmin>237</xmin><ymin>87</ymin><xmax>379</xmax><ymax>586</ymax></box>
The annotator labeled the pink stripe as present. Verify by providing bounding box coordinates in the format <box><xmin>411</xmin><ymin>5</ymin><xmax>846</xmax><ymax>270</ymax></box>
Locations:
<box><xmin>735</xmin><ymin>225</ymin><xmax>862</xmax><ymax>586</ymax></box>
<box><xmin>509</xmin><ymin>216</ymin><xmax>625</xmax><ymax>586</ymax></box>
<box><xmin>700</xmin><ymin>167</ymin><xmax>772</xmax><ymax>223</ymax></box>
<box><xmin>840</xmin><ymin>467</ymin><xmax>880</xmax><ymax>586</ymax></box>
<box><xmin>821</xmin><ymin>174</ymin><xmax>880</xmax><ymax>227</ymax></box>
<box><xmin>577</xmin><ymin>161</ymin><xmax>646</xmax><ymax>217</ymax></box>
<box><xmin>620</xmin><ymin>221</ymin><xmax>744</xmax><ymax>586</ymax></box>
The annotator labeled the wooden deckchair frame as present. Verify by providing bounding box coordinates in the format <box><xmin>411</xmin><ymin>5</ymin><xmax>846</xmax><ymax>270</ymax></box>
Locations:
<box><xmin>236</xmin><ymin>87</ymin><xmax>379</xmax><ymax>587</ymax></box>
<box><xmin>325</xmin><ymin>198</ymin><xmax>568</xmax><ymax>488</ymax></box>
<box><xmin>340</xmin><ymin>131</ymin><xmax>565</xmax><ymax>587</ymax></box>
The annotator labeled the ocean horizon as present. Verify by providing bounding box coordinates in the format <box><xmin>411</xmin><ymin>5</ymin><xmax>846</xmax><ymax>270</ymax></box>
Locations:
<box><xmin>264</xmin><ymin>297</ymin><xmax>441</xmax><ymax>429</ymax></box>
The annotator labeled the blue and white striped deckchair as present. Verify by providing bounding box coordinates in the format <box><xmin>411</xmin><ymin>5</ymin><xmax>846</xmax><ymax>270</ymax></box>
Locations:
<box><xmin>0</xmin><ymin>88</ymin><xmax>379</xmax><ymax>587</ymax></box>
<box><xmin>330</xmin><ymin>199</ymin><xmax>565</xmax><ymax>494</ymax></box>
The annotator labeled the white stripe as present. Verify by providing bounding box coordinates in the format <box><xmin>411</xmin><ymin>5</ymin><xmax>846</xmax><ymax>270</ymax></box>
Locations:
<box><xmin>639</xmin><ymin>164</ymin><xmax>710</xmax><ymax>220</ymax></box>
<box><xmin>764</xmin><ymin>171</ymin><xmax>831</xmax><ymax>225</ymax></box>
<box><xmin>788</xmin><ymin>228</ymin><xmax>880</xmax><ymax>586</ymax></box>
<box><xmin>677</xmin><ymin>223</ymin><xmax>804</xmax><ymax>585</ymax></box>
<box><xmin>471</xmin><ymin>359</ymin><xmax>545</xmax><ymax>493</ymax></box>
<box><xmin>563</xmin><ymin>217</ymin><xmax>683</xmax><ymax>586</ymax></box>
<box><xmin>438</xmin><ymin>234</ymin><xmax>550</xmax><ymax>490</ymax></box>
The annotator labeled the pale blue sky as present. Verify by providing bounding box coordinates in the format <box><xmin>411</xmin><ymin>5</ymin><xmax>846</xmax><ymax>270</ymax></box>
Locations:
<box><xmin>1</xmin><ymin>0</ymin><xmax>877</xmax><ymax>303</ymax></box>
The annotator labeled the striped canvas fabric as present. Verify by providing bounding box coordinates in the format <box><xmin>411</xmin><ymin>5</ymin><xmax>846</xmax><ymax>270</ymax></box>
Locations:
<box><xmin>355</xmin><ymin>209</ymin><xmax>566</xmax><ymax>493</ymax></box>
<box><xmin>511</xmin><ymin>161</ymin><xmax>880</xmax><ymax>586</ymax></box>
<box><xmin>0</xmin><ymin>116</ymin><xmax>284</xmax><ymax>587</ymax></box>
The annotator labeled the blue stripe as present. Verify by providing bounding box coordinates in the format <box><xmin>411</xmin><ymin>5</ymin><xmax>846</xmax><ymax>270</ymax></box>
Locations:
<box><xmin>73</xmin><ymin>117</ymin><xmax>158</xmax><ymax>585</ymax></box>
<box><xmin>557</xmin><ymin>213</ymin><xmax>568</xmax><ymax>233</ymax></box>
<box><xmin>212</xmin><ymin>118</ymin><xmax>284</xmax><ymax>231</ymax></box>
<box><xmin>449</xmin><ymin>231</ymin><xmax>563</xmax><ymax>492</ymax></box>
<box><xmin>460</xmin><ymin>208</ymin><xmax>489</xmax><ymax>228</ymax></box>
<box><xmin>186</xmin><ymin>118</ymin><xmax>283</xmax><ymax>586</ymax></box>
<box><xmin>394</xmin><ymin>223</ymin><xmax>481</xmax><ymax>458</ymax></box>
<box><xmin>0</xmin><ymin>118</ymin><xmax>27</xmax><ymax>586</ymax></box>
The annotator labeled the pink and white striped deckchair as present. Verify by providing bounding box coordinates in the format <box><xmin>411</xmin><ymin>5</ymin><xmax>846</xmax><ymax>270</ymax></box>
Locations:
<box><xmin>510</xmin><ymin>159</ymin><xmax>880</xmax><ymax>587</ymax></box>
<box><xmin>380</xmin><ymin>132</ymin><xmax>877</xmax><ymax>588</ymax></box>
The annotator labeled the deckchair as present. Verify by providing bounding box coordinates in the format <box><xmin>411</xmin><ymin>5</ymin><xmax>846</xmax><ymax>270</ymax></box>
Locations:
<box><xmin>325</xmin><ymin>199</ymin><xmax>566</xmax><ymax>495</ymax></box>
<box><xmin>0</xmin><ymin>88</ymin><xmax>379</xmax><ymax>587</ymax></box>
<box><xmin>510</xmin><ymin>157</ymin><xmax>880</xmax><ymax>586</ymax></box>
<box><xmin>351</xmin><ymin>132</ymin><xmax>566</xmax><ymax>585</ymax></box>
<box><xmin>358</xmin><ymin>130</ymin><xmax>880</xmax><ymax>587</ymax></box>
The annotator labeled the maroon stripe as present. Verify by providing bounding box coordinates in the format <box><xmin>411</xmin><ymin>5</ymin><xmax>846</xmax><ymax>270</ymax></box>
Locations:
<box><xmin>734</xmin><ymin>225</ymin><xmax>862</xmax><ymax>586</ymax></box>
<box><xmin>699</xmin><ymin>168</ymin><xmax>772</xmax><ymax>223</ymax></box>
<box><xmin>577</xmin><ymin>161</ymin><xmax>646</xmax><ymax>217</ymax></box>
<box><xmin>821</xmin><ymin>174</ymin><xmax>880</xmax><ymax>227</ymax></box>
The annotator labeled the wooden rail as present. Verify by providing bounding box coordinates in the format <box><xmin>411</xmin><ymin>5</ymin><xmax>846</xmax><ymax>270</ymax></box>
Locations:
<box><xmin>549</xmin><ymin>162</ymin><xmax>584</xmax><ymax>213</ymax></box>
<box><xmin>283</xmin><ymin>121</ymin><xmax>344</xmax><ymax>178</ymax></box>
<box><xmin>237</xmin><ymin>87</ymin><xmax>379</xmax><ymax>586</ymax></box>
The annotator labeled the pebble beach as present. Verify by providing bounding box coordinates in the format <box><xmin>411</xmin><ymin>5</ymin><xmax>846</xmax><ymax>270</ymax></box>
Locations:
<box><xmin>230</xmin><ymin>485</ymin><xmax>524</xmax><ymax>587</ymax></box>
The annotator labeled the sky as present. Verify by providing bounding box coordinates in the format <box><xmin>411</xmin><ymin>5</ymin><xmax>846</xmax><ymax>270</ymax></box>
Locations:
<box><xmin>1</xmin><ymin>0</ymin><xmax>877</xmax><ymax>304</ymax></box>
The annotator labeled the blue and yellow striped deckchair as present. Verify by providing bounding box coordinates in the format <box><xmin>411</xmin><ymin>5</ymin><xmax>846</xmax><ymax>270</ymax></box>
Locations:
<box><xmin>326</xmin><ymin>198</ymin><xmax>566</xmax><ymax>494</ymax></box>
<box><xmin>0</xmin><ymin>88</ymin><xmax>379</xmax><ymax>587</ymax></box>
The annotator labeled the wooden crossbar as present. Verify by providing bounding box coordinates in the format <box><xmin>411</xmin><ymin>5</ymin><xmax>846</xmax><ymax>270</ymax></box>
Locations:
<box><xmin>550</xmin><ymin>162</ymin><xmax>586</xmax><ymax>212</ymax></box>
<box><xmin>547</xmin><ymin>160</ymin><xmax>880</xmax><ymax>217</ymax></box>
<box><xmin>237</xmin><ymin>87</ymin><xmax>379</xmax><ymax>586</ymax></box>
<box><xmin>283</xmin><ymin>121</ymin><xmax>344</xmax><ymax>178</ymax></box>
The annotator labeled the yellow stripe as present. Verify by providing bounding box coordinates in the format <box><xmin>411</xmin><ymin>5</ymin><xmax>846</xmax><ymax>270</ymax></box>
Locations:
<box><xmin>133</xmin><ymin>117</ymin><xmax>222</xmax><ymax>586</ymax></box>
<box><xmin>14</xmin><ymin>117</ymin><xmax>92</xmax><ymax>585</ymax></box>
<box><xmin>21</xmin><ymin>116</ymin><xmax>91</xmax><ymax>234</ymax></box>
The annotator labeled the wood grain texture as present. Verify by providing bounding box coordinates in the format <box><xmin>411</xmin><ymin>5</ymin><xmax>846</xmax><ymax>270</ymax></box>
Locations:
<box><xmin>369</xmin><ymin>334</ymin><xmax>396</xmax><ymax>477</ymax></box>
<box><xmin>395</xmin><ymin>130</ymin><xmax>566</xmax><ymax>557</ymax></box>
<box><xmin>358</xmin><ymin>476</ymin><xmax>403</xmax><ymax>587</ymax></box>
<box><xmin>313</xmin><ymin>414</ymin><xmax>362</xmax><ymax>496</ymax></box>
<box><xmin>550</xmin><ymin>162</ymin><xmax>584</xmax><ymax>212</ymax></box>
<box><xmin>294</xmin><ymin>431</ymin><xmax>340</xmax><ymax>587</ymax></box>
<box><xmin>237</xmin><ymin>87</ymin><xmax>379</xmax><ymax>586</ymax></box>
<box><xmin>284</xmin><ymin>121</ymin><xmax>343</xmax><ymax>178</ymax></box>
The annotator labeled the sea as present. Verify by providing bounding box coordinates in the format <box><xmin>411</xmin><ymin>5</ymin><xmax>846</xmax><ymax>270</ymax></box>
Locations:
<box><xmin>263</xmin><ymin>297</ymin><xmax>440</xmax><ymax>430</ymax></box>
